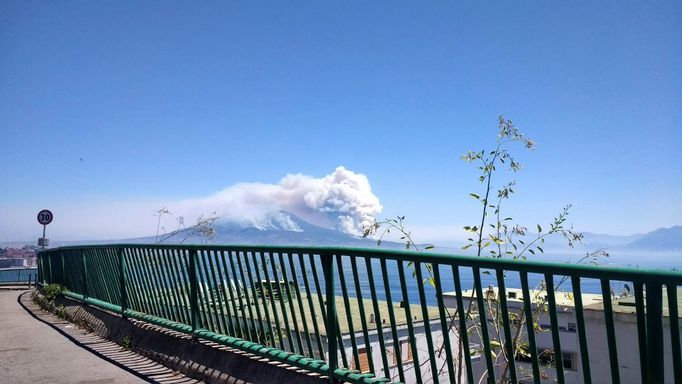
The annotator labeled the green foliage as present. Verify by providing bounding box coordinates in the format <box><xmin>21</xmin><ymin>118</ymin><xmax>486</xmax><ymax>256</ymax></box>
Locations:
<box><xmin>31</xmin><ymin>290</ymin><xmax>51</xmax><ymax>311</ymax></box>
<box><xmin>154</xmin><ymin>207</ymin><xmax>219</xmax><ymax>244</ymax></box>
<box><xmin>32</xmin><ymin>286</ymin><xmax>68</xmax><ymax>315</ymax></box>
<box><xmin>460</xmin><ymin>117</ymin><xmax>582</xmax><ymax>260</ymax></box>
<box><xmin>363</xmin><ymin>116</ymin><xmax>608</xmax><ymax>383</ymax></box>
<box><xmin>55</xmin><ymin>304</ymin><xmax>68</xmax><ymax>320</ymax></box>
<box><xmin>43</xmin><ymin>283</ymin><xmax>64</xmax><ymax>302</ymax></box>
<box><xmin>120</xmin><ymin>335</ymin><xmax>132</xmax><ymax>350</ymax></box>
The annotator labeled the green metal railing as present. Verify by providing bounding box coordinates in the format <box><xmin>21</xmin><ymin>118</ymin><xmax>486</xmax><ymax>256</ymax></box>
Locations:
<box><xmin>38</xmin><ymin>244</ymin><xmax>682</xmax><ymax>384</ymax></box>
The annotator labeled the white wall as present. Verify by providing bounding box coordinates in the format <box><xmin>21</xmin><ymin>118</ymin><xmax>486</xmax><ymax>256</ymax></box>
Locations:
<box><xmin>336</xmin><ymin>321</ymin><xmax>464</xmax><ymax>384</ymax></box>
<box><xmin>443</xmin><ymin>295</ymin><xmax>682</xmax><ymax>384</ymax></box>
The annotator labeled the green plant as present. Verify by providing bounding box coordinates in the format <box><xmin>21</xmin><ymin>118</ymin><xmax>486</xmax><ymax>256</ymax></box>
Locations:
<box><xmin>120</xmin><ymin>335</ymin><xmax>132</xmax><ymax>349</ymax></box>
<box><xmin>154</xmin><ymin>207</ymin><xmax>219</xmax><ymax>244</ymax></box>
<box><xmin>31</xmin><ymin>290</ymin><xmax>49</xmax><ymax>310</ymax></box>
<box><xmin>456</xmin><ymin>118</ymin><xmax>608</xmax><ymax>383</ymax></box>
<box><xmin>365</xmin><ymin>116</ymin><xmax>607</xmax><ymax>383</ymax></box>
<box><xmin>459</xmin><ymin>117</ymin><xmax>588</xmax><ymax>260</ymax></box>
<box><xmin>43</xmin><ymin>283</ymin><xmax>64</xmax><ymax>302</ymax></box>
<box><xmin>55</xmin><ymin>304</ymin><xmax>68</xmax><ymax>320</ymax></box>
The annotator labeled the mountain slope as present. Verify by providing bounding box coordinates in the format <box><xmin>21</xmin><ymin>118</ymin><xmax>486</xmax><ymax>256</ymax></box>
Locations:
<box><xmin>134</xmin><ymin>211</ymin><xmax>390</xmax><ymax>247</ymax></box>
<box><xmin>625</xmin><ymin>226</ymin><xmax>682</xmax><ymax>250</ymax></box>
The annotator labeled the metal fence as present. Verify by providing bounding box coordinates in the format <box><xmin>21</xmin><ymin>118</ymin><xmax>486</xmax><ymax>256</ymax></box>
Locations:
<box><xmin>0</xmin><ymin>267</ymin><xmax>38</xmax><ymax>286</ymax></box>
<box><xmin>38</xmin><ymin>244</ymin><xmax>682</xmax><ymax>384</ymax></box>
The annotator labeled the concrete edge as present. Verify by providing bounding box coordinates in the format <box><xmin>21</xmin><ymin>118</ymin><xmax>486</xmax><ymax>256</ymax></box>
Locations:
<box><xmin>28</xmin><ymin>289</ymin><xmax>327</xmax><ymax>384</ymax></box>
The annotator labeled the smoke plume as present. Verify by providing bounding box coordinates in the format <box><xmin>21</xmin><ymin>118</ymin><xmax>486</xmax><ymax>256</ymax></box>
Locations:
<box><xmin>182</xmin><ymin>166</ymin><xmax>383</xmax><ymax>236</ymax></box>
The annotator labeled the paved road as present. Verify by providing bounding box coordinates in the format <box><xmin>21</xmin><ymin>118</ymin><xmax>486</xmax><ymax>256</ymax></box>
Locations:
<box><xmin>0</xmin><ymin>290</ymin><xmax>199</xmax><ymax>384</ymax></box>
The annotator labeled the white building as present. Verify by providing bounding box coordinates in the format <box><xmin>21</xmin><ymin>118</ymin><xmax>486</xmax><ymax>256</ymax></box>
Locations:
<box><xmin>443</xmin><ymin>285</ymin><xmax>681</xmax><ymax>384</ymax></box>
<box><xmin>331</xmin><ymin>296</ymin><xmax>453</xmax><ymax>383</ymax></box>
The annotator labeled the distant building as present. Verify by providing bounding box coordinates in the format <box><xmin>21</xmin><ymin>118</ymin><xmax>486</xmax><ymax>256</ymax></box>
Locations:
<box><xmin>0</xmin><ymin>246</ymin><xmax>38</xmax><ymax>268</ymax></box>
<box><xmin>324</xmin><ymin>296</ymin><xmax>452</xmax><ymax>383</ymax></box>
<box><xmin>208</xmin><ymin>282</ymin><xmax>458</xmax><ymax>383</ymax></box>
<box><xmin>443</xmin><ymin>285</ymin><xmax>681</xmax><ymax>384</ymax></box>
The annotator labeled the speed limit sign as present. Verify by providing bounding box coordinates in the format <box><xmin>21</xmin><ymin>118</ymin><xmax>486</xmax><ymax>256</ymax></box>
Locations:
<box><xmin>37</xmin><ymin>209</ymin><xmax>53</xmax><ymax>225</ymax></box>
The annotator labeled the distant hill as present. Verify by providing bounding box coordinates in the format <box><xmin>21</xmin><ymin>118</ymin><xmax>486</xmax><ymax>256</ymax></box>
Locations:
<box><xmin>575</xmin><ymin>226</ymin><xmax>682</xmax><ymax>251</ymax></box>
<box><xmin>5</xmin><ymin>217</ymin><xmax>679</xmax><ymax>255</ymax></box>
<box><xmin>579</xmin><ymin>232</ymin><xmax>644</xmax><ymax>249</ymax></box>
<box><xmin>625</xmin><ymin>226</ymin><xmax>682</xmax><ymax>250</ymax></box>
<box><xmin>119</xmin><ymin>211</ymin><xmax>406</xmax><ymax>249</ymax></box>
<box><xmin>2</xmin><ymin>211</ymin><xmax>416</xmax><ymax>250</ymax></box>
<box><xmin>526</xmin><ymin>226</ymin><xmax>681</xmax><ymax>253</ymax></box>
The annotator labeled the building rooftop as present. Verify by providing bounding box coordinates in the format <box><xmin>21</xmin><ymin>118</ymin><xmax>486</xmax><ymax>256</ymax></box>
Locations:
<box><xmin>584</xmin><ymin>287</ymin><xmax>682</xmax><ymax>317</ymax></box>
<box><xmin>442</xmin><ymin>286</ymin><xmax>682</xmax><ymax>317</ymax></box>
<box><xmin>231</xmin><ymin>292</ymin><xmax>442</xmax><ymax>337</ymax></box>
<box><xmin>443</xmin><ymin>286</ymin><xmax>602</xmax><ymax>310</ymax></box>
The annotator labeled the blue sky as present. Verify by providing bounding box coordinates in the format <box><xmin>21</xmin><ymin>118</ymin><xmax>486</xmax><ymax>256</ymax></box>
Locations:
<box><xmin>1</xmin><ymin>1</ymin><xmax>680</xmax><ymax>242</ymax></box>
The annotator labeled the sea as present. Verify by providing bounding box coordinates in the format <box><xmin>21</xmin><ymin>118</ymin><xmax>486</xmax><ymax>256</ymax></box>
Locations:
<box><xmin>327</xmin><ymin>249</ymin><xmax>682</xmax><ymax>307</ymax></box>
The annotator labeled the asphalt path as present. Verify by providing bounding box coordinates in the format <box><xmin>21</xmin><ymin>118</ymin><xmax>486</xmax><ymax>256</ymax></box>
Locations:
<box><xmin>0</xmin><ymin>289</ymin><xmax>199</xmax><ymax>384</ymax></box>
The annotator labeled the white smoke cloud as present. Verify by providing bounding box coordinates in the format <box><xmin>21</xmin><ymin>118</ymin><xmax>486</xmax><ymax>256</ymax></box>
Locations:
<box><xmin>0</xmin><ymin>167</ymin><xmax>383</xmax><ymax>242</ymax></box>
<box><xmin>177</xmin><ymin>166</ymin><xmax>383</xmax><ymax>236</ymax></box>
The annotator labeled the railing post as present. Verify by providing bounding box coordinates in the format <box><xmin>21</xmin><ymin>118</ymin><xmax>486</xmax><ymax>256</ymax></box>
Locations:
<box><xmin>60</xmin><ymin>251</ymin><xmax>65</xmax><ymax>286</ymax></box>
<box><xmin>38</xmin><ymin>255</ymin><xmax>42</xmax><ymax>285</ymax></box>
<box><xmin>118</xmin><ymin>248</ymin><xmax>127</xmax><ymax>318</ymax></box>
<box><xmin>47</xmin><ymin>254</ymin><xmax>53</xmax><ymax>285</ymax></box>
<box><xmin>80</xmin><ymin>249</ymin><xmax>88</xmax><ymax>299</ymax></box>
<box><xmin>646</xmin><ymin>282</ymin><xmax>664</xmax><ymax>383</ymax></box>
<box><xmin>321</xmin><ymin>252</ymin><xmax>337</xmax><ymax>384</ymax></box>
<box><xmin>189</xmin><ymin>249</ymin><xmax>199</xmax><ymax>334</ymax></box>
<box><xmin>81</xmin><ymin>249</ymin><xmax>88</xmax><ymax>299</ymax></box>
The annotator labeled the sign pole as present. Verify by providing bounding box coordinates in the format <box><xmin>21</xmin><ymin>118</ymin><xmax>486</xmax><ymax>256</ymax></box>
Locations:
<box><xmin>41</xmin><ymin>225</ymin><xmax>47</xmax><ymax>250</ymax></box>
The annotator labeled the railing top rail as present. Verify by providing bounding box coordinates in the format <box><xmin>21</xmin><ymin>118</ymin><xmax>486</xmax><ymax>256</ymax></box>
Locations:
<box><xmin>39</xmin><ymin>243</ymin><xmax>682</xmax><ymax>283</ymax></box>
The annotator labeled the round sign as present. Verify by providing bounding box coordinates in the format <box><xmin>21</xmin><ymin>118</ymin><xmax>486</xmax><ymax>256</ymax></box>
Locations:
<box><xmin>37</xmin><ymin>209</ymin><xmax>53</xmax><ymax>225</ymax></box>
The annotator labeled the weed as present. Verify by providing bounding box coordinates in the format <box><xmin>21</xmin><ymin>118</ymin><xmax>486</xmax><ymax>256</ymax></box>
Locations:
<box><xmin>120</xmin><ymin>335</ymin><xmax>132</xmax><ymax>349</ymax></box>
<box><xmin>55</xmin><ymin>304</ymin><xmax>68</xmax><ymax>320</ymax></box>
<box><xmin>43</xmin><ymin>284</ymin><xmax>64</xmax><ymax>302</ymax></box>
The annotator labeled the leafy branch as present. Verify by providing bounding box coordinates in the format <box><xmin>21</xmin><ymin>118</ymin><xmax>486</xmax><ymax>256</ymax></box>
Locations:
<box><xmin>154</xmin><ymin>207</ymin><xmax>219</xmax><ymax>244</ymax></box>
<box><xmin>363</xmin><ymin>116</ymin><xmax>608</xmax><ymax>383</ymax></box>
